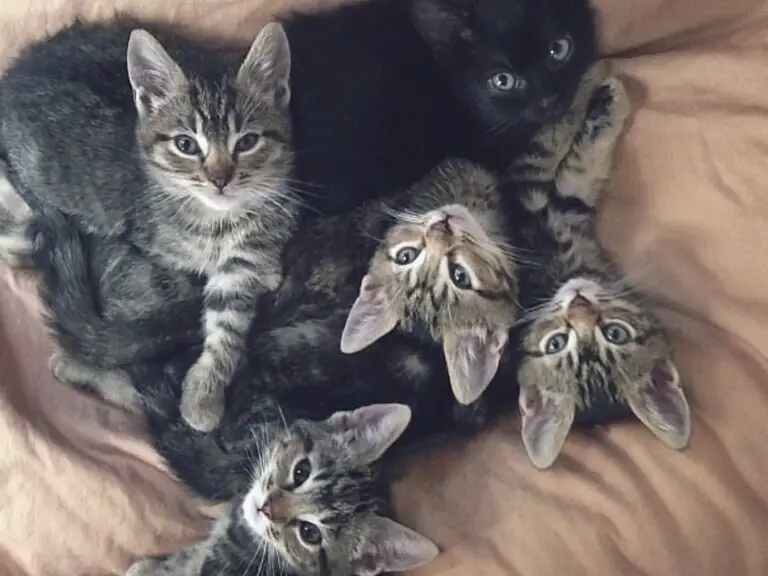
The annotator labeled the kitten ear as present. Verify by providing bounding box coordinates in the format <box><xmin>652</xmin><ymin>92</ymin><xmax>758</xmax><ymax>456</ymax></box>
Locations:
<box><xmin>443</xmin><ymin>328</ymin><xmax>508</xmax><ymax>406</ymax></box>
<box><xmin>352</xmin><ymin>516</ymin><xmax>440</xmax><ymax>576</ymax></box>
<box><xmin>238</xmin><ymin>22</ymin><xmax>291</xmax><ymax>108</ymax></box>
<box><xmin>519</xmin><ymin>387</ymin><xmax>576</xmax><ymax>470</ymax></box>
<box><xmin>127</xmin><ymin>30</ymin><xmax>187</xmax><ymax>117</ymax></box>
<box><xmin>340</xmin><ymin>275</ymin><xmax>398</xmax><ymax>354</ymax></box>
<box><xmin>326</xmin><ymin>403</ymin><xmax>412</xmax><ymax>465</ymax></box>
<box><xmin>411</xmin><ymin>0</ymin><xmax>473</xmax><ymax>61</ymax></box>
<box><xmin>628</xmin><ymin>359</ymin><xmax>691</xmax><ymax>450</ymax></box>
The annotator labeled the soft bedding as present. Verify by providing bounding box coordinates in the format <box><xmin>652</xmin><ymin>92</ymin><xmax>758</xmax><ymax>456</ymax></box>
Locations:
<box><xmin>1</xmin><ymin>0</ymin><xmax>768</xmax><ymax>574</ymax></box>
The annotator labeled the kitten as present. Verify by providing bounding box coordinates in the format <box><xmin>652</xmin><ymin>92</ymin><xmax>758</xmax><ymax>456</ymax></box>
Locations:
<box><xmin>126</xmin><ymin>402</ymin><xmax>439</xmax><ymax>576</ymax></box>
<box><xmin>281</xmin><ymin>0</ymin><xmax>598</xmax><ymax>213</ymax></box>
<box><xmin>0</xmin><ymin>20</ymin><xmax>298</xmax><ymax>431</ymax></box>
<box><xmin>506</xmin><ymin>78</ymin><xmax>692</xmax><ymax>469</ymax></box>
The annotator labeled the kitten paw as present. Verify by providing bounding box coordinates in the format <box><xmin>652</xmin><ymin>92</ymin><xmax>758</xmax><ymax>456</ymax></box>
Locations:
<box><xmin>49</xmin><ymin>351</ymin><xmax>92</xmax><ymax>392</ymax></box>
<box><xmin>180</xmin><ymin>367</ymin><xmax>225</xmax><ymax>432</ymax></box>
<box><xmin>125</xmin><ymin>558</ymin><xmax>160</xmax><ymax>576</ymax></box>
<box><xmin>582</xmin><ymin>78</ymin><xmax>631</xmax><ymax>143</ymax></box>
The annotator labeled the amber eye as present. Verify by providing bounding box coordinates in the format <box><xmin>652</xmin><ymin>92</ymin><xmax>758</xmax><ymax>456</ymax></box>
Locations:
<box><xmin>488</xmin><ymin>72</ymin><xmax>527</xmax><ymax>92</ymax></box>
<box><xmin>292</xmin><ymin>458</ymin><xmax>311</xmax><ymax>487</ymax></box>
<box><xmin>173</xmin><ymin>135</ymin><xmax>200</xmax><ymax>155</ymax></box>
<box><xmin>449</xmin><ymin>262</ymin><xmax>472</xmax><ymax>290</ymax></box>
<box><xmin>394</xmin><ymin>246</ymin><xmax>421</xmax><ymax>265</ymax></box>
<box><xmin>602</xmin><ymin>322</ymin><xmax>632</xmax><ymax>345</ymax></box>
<box><xmin>544</xmin><ymin>332</ymin><xmax>569</xmax><ymax>354</ymax></box>
<box><xmin>298</xmin><ymin>521</ymin><xmax>322</xmax><ymax>545</ymax></box>
<box><xmin>548</xmin><ymin>35</ymin><xmax>573</xmax><ymax>63</ymax></box>
<box><xmin>235</xmin><ymin>132</ymin><xmax>260</xmax><ymax>153</ymax></box>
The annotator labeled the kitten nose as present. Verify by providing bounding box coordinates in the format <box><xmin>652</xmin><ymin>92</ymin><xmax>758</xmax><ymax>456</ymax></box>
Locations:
<box><xmin>264</xmin><ymin>492</ymin><xmax>288</xmax><ymax>522</ymax></box>
<box><xmin>206</xmin><ymin>167</ymin><xmax>234</xmax><ymax>191</ymax></box>
<box><xmin>429</xmin><ymin>216</ymin><xmax>452</xmax><ymax>235</ymax></box>
<box><xmin>258</xmin><ymin>502</ymin><xmax>272</xmax><ymax>520</ymax></box>
<box><xmin>567</xmin><ymin>294</ymin><xmax>597</xmax><ymax>323</ymax></box>
<box><xmin>539</xmin><ymin>95</ymin><xmax>560</xmax><ymax>110</ymax></box>
<box><xmin>568</xmin><ymin>294</ymin><xmax>593</xmax><ymax>311</ymax></box>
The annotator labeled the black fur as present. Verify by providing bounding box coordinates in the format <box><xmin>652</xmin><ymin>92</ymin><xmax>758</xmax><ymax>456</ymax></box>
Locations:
<box><xmin>283</xmin><ymin>0</ymin><xmax>598</xmax><ymax>214</ymax></box>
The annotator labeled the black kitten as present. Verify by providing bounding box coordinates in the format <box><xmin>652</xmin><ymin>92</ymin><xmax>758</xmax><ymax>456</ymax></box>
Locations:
<box><xmin>283</xmin><ymin>0</ymin><xmax>598</xmax><ymax>213</ymax></box>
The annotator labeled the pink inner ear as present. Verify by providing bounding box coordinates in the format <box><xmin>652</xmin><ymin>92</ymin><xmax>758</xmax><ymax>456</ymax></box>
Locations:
<box><xmin>520</xmin><ymin>387</ymin><xmax>542</xmax><ymax>415</ymax></box>
<box><xmin>651</xmin><ymin>363</ymin><xmax>674</xmax><ymax>389</ymax></box>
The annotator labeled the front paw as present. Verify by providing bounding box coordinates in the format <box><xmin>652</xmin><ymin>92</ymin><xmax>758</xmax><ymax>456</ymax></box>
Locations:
<box><xmin>180</xmin><ymin>364</ymin><xmax>225</xmax><ymax>432</ymax></box>
<box><xmin>582</xmin><ymin>77</ymin><xmax>631</xmax><ymax>142</ymax></box>
<box><xmin>126</xmin><ymin>558</ymin><xmax>161</xmax><ymax>576</ymax></box>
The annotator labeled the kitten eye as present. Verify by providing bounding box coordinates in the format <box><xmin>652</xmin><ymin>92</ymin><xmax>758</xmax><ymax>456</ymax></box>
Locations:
<box><xmin>394</xmin><ymin>246</ymin><xmax>421</xmax><ymax>265</ymax></box>
<box><xmin>292</xmin><ymin>458</ymin><xmax>311</xmax><ymax>487</ymax></box>
<box><xmin>448</xmin><ymin>262</ymin><xmax>472</xmax><ymax>290</ymax></box>
<box><xmin>298</xmin><ymin>521</ymin><xmax>322</xmax><ymax>546</ymax></box>
<box><xmin>173</xmin><ymin>135</ymin><xmax>200</xmax><ymax>156</ymax></box>
<box><xmin>488</xmin><ymin>72</ymin><xmax>527</xmax><ymax>93</ymax></box>
<box><xmin>235</xmin><ymin>132</ymin><xmax>261</xmax><ymax>153</ymax></box>
<box><xmin>548</xmin><ymin>35</ymin><xmax>573</xmax><ymax>63</ymax></box>
<box><xmin>601</xmin><ymin>322</ymin><xmax>632</xmax><ymax>345</ymax></box>
<box><xmin>544</xmin><ymin>332</ymin><xmax>569</xmax><ymax>354</ymax></box>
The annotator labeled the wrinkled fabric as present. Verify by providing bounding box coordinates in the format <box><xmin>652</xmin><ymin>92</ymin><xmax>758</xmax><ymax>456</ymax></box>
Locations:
<box><xmin>1</xmin><ymin>0</ymin><xmax>767</xmax><ymax>574</ymax></box>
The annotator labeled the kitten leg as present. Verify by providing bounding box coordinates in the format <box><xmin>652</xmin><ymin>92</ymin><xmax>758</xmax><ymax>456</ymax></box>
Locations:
<box><xmin>0</xmin><ymin>160</ymin><xmax>35</xmax><ymax>270</ymax></box>
<box><xmin>507</xmin><ymin>60</ymin><xmax>611</xmax><ymax>184</ymax></box>
<box><xmin>555</xmin><ymin>77</ymin><xmax>631</xmax><ymax>208</ymax></box>
<box><xmin>49</xmin><ymin>350</ymin><xmax>141</xmax><ymax>412</ymax></box>
<box><xmin>126</xmin><ymin>549</ymin><xmax>206</xmax><ymax>576</ymax></box>
<box><xmin>180</xmin><ymin>253</ymin><xmax>282</xmax><ymax>432</ymax></box>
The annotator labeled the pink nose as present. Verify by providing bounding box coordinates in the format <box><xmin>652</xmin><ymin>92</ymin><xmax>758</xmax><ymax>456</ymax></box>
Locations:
<box><xmin>258</xmin><ymin>502</ymin><xmax>272</xmax><ymax>520</ymax></box>
<box><xmin>429</xmin><ymin>216</ymin><xmax>452</xmax><ymax>234</ymax></box>
<box><xmin>568</xmin><ymin>294</ymin><xmax>592</xmax><ymax>311</ymax></box>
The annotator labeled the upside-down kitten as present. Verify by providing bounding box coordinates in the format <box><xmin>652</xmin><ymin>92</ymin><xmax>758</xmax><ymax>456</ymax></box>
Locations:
<box><xmin>282</xmin><ymin>0</ymin><xmax>598</xmax><ymax>213</ymax></box>
<box><xmin>126</xmin><ymin>402</ymin><xmax>438</xmax><ymax>576</ymax></box>
<box><xmin>506</xmin><ymin>78</ymin><xmax>692</xmax><ymax>469</ymax></box>
<box><xmin>0</xmin><ymin>20</ymin><xmax>298</xmax><ymax>431</ymax></box>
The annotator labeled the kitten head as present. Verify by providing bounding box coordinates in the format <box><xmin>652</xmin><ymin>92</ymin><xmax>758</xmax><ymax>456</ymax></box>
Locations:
<box><xmin>412</xmin><ymin>0</ymin><xmax>597</xmax><ymax>128</ymax></box>
<box><xmin>127</xmin><ymin>23</ymin><xmax>293</xmax><ymax>219</ymax></box>
<box><xmin>341</xmin><ymin>165</ymin><xmax>518</xmax><ymax>405</ymax></box>
<box><xmin>241</xmin><ymin>404</ymin><xmax>439</xmax><ymax>575</ymax></box>
<box><xmin>517</xmin><ymin>277</ymin><xmax>692</xmax><ymax>469</ymax></box>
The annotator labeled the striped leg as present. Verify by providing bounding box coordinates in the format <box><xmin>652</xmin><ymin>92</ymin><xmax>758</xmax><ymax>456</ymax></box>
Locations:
<box><xmin>179</xmin><ymin>250</ymin><xmax>282</xmax><ymax>432</ymax></box>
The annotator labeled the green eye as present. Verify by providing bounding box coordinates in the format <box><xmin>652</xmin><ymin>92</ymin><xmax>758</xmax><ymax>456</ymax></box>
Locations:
<box><xmin>235</xmin><ymin>132</ymin><xmax>260</xmax><ymax>153</ymax></box>
<box><xmin>602</xmin><ymin>322</ymin><xmax>632</xmax><ymax>345</ymax></box>
<box><xmin>298</xmin><ymin>521</ymin><xmax>322</xmax><ymax>545</ymax></box>
<box><xmin>173</xmin><ymin>135</ymin><xmax>200</xmax><ymax>155</ymax></box>
<box><xmin>394</xmin><ymin>246</ymin><xmax>421</xmax><ymax>265</ymax></box>
<box><xmin>544</xmin><ymin>332</ymin><xmax>569</xmax><ymax>354</ymax></box>
<box><xmin>292</xmin><ymin>458</ymin><xmax>311</xmax><ymax>487</ymax></box>
<box><xmin>449</xmin><ymin>262</ymin><xmax>472</xmax><ymax>290</ymax></box>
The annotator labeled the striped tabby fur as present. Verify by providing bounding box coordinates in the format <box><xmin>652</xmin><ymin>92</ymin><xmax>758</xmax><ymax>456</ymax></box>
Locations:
<box><xmin>507</xmin><ymin>75</ymin><xmax>692</xmax><ymax>469</ymax></box>
<box><xmin>0</xmin><ymin>20</ymin><xmax>298</xmax><ymax>431</ymax></box>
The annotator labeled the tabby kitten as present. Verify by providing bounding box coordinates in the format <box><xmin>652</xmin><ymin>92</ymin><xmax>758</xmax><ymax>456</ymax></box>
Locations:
<box><xmin>0</xmin><ymin>20</ymin><xmax>298</xmax><ymax>431</ymax></box>
<box><xmin>126</xmin><ymin>402</ymin><xmax>438</xmax><ymax>576</ymax></box>
<box><xmin>507</xmin><ymin>78</ymin><xmax>692</xmax><ymax>469</ymax></box>
<box><xmin>282</xmin><ymin>0</ymin><xmax>598</xmax><ymax>213</ymax></box>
